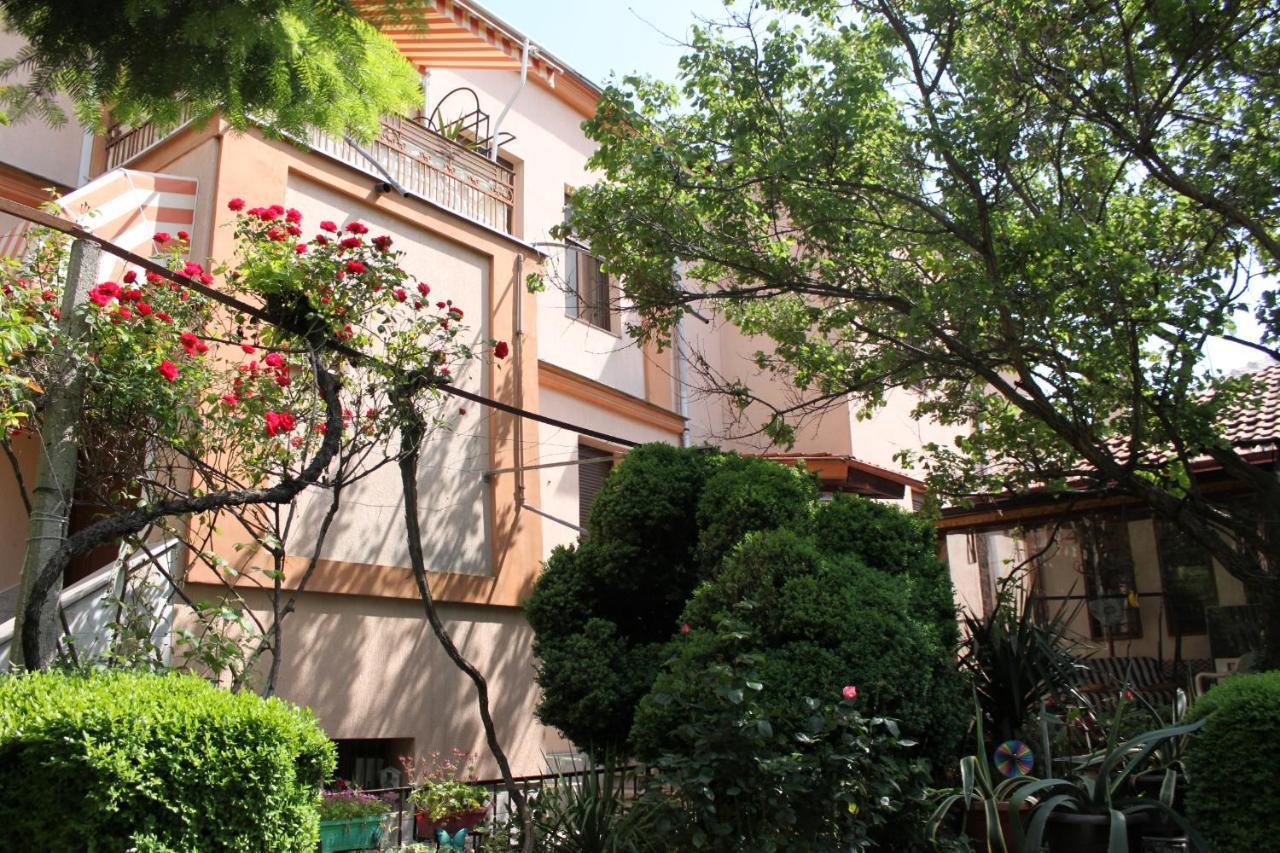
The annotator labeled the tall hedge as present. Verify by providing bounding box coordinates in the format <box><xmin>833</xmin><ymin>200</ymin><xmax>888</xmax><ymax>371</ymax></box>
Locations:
<box><xmin>526</xmin><ymin>444</ymin><xmax>718</xmax><ymax>752</ymax></box>
<box><xmin>1185</xmin><ymin>671</ymin><xmax>1280</xmax><ymax>853</ymax></box>
<box><xmin>0</xmin><ymin>670</ymin><xmax>335</xmax><ymax>851</ymax></box>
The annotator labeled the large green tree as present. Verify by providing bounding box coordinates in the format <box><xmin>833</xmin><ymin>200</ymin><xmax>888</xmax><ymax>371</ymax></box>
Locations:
<box><xmin>564</xmin><ymin>0</ymin><xmax>1280</xmax><ymax>665</ymax></box>
<box><xmin>0</xmin><ymin>0</ymin><xmax>421</xmax><ymax>139</ymax></box>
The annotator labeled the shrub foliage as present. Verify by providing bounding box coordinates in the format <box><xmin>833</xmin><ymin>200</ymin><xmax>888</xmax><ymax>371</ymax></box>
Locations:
<box><xmin>0</xmin><ymin>670</ymin><xmax>334</xmax><ymax>851</ymax></box>
<box><xmin>1185</xmin><ymin>671</ymin><xmax>1280</xmax><ymax>853</ymax></box>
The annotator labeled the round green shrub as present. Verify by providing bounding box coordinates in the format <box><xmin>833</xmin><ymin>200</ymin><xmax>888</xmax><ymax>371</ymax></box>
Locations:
<box><xmin>1185</xmin><ymin>671</ymin><xmax>1280</xmax><ymax>853</ymax></box>
<box><xmin>634</xmin><ymin>528</ymin><xmax>966</xmax><ymax>763</ymax></box>
<box><xmin>0</xmin><ymin>670</ymin><xmax>335</xmax><ymax>851</ymax></box>
<box><xmin>527</xmin><ymin>444</ymin><xmax>723</xmax><ymax>753</ymax></box>
<box><xmin>814</xmin><ymin>495</ymin><xmax>959</xmax><ymax>647</ymax></box>
<box><xmin>695</xmin><ymin>454</ymin><xmax>817</xmax><ymax>569</ymax></box>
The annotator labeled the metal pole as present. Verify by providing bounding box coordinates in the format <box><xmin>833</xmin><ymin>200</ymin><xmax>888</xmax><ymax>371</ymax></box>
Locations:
<box><xmin>11</xmin><ymin>238</ymin><xmax>99</xmax><ymax>669</ymax></box>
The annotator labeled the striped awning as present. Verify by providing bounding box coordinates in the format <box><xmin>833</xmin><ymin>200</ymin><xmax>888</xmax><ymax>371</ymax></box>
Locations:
<box><xmin>359</xmin><ymin>0</ymin><xmax>599</xmax><ymax>117</ymax></box>
<box><xmin>54</xmin><ymin>169</ymin><xmax>198</xmax><ymax>280</ymax></box>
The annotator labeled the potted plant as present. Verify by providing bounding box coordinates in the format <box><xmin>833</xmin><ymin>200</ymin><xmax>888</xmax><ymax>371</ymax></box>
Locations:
<box><xmin>1007</xmin><ymin>717</ymin><xmax>1209</xmax><ymax>853</ymax></box>
<box><xmin>402</xmin><ymin>750</ymin><xmax>491</xmax><ymax>842</ymax></box>
<box><xmin>317</xmin><ymin>784</ymin><xmax>391</xmax><ymax>853</ymax></box>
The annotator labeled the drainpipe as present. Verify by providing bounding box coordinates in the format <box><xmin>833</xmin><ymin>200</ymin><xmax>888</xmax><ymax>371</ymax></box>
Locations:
<box><xmin>489</xmin><ymin>38</ymin><xmax>530</xmax><ymax>162</ymax></box>
<box><xmin>674</xmin><ymin>264</ymin><xmax>692</xmax><ymax>448</ymax></box>
<box><xmin>514</xmin><ymin>254</ymin><xmax>525</xmax><ymax>508</ymax></box>
<box><xmin>77</xmin><ymin>129</ymin><xmax>94</xmax><ymax>186</ymax></box>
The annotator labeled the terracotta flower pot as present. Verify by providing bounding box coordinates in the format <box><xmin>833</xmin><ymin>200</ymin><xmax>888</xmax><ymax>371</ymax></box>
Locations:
<box><xmin>414</xmin><ymin>805</ymin><xmax>488</xmax><ymax>840</ymax></box>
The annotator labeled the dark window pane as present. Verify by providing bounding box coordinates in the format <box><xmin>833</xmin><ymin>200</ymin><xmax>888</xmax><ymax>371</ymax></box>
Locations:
<box><xmin>578</xmin><ymin>444</ymin><xmax>614</xmax><ymax>531</ymax></box>
<box><xmin>1156</xmin><ymin>521</ymin><xmax>1219</xmax><ymax>635</ymax></box>
<box><xmin>1074</xmin><ymin>516</ymin><xmax>1142</xmax><ymax>639</ymax></box>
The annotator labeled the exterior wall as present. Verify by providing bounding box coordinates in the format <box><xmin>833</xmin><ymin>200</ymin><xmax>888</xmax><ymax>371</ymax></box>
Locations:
<box><xmin>536</xmin><ymin>376</ymin><xmax>684</xmax><ymax>558</ymax></box>
<box><xmin>1029</xmin><ymin>517</ymin><xmax>1252</xmax><ymax>660</ymax></box>
<box><xmin>0</xmin><ymin>432</ymin><xmax>38</xmax><ymax>595</ymax></box>
<box><xmin>180</xmin><ymin>587</ymin><xmax>569</xmax><ymax>777</ymax></box>
<box><xmin>0</xmin><ymin>31</ymin><xmax>87</xmax><ymax>189</ymax></box>
<box><xmin>423</xmin><ymin>67</ymin><xmax>654</xmax><ymax>401</ymax></box>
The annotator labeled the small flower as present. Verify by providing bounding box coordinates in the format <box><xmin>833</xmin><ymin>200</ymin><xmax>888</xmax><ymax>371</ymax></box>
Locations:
<box><xmin>680</xmin><ymin>623</ymin><xmax>691</xmax><ymax>634</ymax></box>
<box><xmin>123</xmin><ymin>270</ymin><xmax>138</xmax><ymax>284</ymax></box>
<box><xmin>372</xmin><ymin>235</ymin><xmax>393</xmax><ymax>252</ymax></box>
<box><xmin>320</xmin><ymin>220</ymin><xmax>338</xmax><ymax>233</ymax></box>
<box><xmin>221</xmin><ymin>393</ymin><xmax>238</xmax><ymax>408</ymax></box>
<box><xmin>157</xmin><ymin>360</ymin><xmax>179</xmax><ymax>382</ymax></box>
<box><xmin>153</xmin><ymin>231</ymin><xmax>171</xmax><ymax>244</ymax></box>
<box><xmin>294</xmin><ymin>243</ymin><xmax>308</xmax><ymax>254</ymax></box>
<box><xmin>494</xmin><ymin>340</ymin><xmax>510</xmax><ymax>359</ymax></box>
<box><xmin>228</xmin><ymin>198</ymin><xmax>246</xmax><ymax>211</ymax></box>
<box><xmin>841</xmin><ymin>685</ymin><xmax>858</xmax><ymax>701</ymax></box>
<box><xmin>339</xmin><ymin>236</ymin><xmax>362</xmax><ymax>250</ymax></box>
<box><xmin>180</xmin><ymin>332</ymin><xmax>202</xmax><ymax>355</ymax></box>
<box><xmin>176</xmin><ymin>230</ymin><xmax>190</xmax><ymax>241</ymax></box>
<box><xmin>136</xmin><ymin>301</ymin><xmax>153</xmax><ymax>317</ymax></box>
<box><xmin>241</xmin><ymin>343</ymin><xmax>256</xmax><ymax>354</ymax></box>
<box><xmin>345</xmin><ymin>222</ymin><xmax>369</xmax><ymax>235</ymax></box>
<box><xmin>264</xmin><ymin>352</ymin><xmax>285</xmax><ymax>368</ymax></box>
<box><xmin>285</xmin><ymin>208</ymin><xmax>303</xmax><ymax>224</ymax></box>
<box><xmin>417</xmin><ymin>282</ymin><xmax>431</xmax><ymax>297</ymax></box>
<box><xmin>345</xmin><ymin>260</ymin><xmax>366</xmax><ymax>275</ymax></box>
<box><xmin>393</xmin><ymin>287</ymin><xmax>407</xmax><ymax>302</ymax></box>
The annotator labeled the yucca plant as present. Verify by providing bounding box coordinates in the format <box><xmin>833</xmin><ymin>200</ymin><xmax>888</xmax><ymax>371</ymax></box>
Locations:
<box><xmin>529</xmin><ymin>759</ymin><xmax>659</xmax><ymax>853</ymax></box>
<box><xmin>1007</xmin><ymin>716</ymin><xmax>1210</xmax><ymax>853</ymax></box>
<box><xmin>959</xmin><ymin>574</ymin><xmax>1085</xmax><ymax>747</ymax></box>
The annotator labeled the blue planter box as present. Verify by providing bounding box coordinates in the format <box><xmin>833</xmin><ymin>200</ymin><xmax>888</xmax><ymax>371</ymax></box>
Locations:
<box><xmin>318</xmin><ymin>815</ymin><xmax>386</xmax><ymax>852</ymax></box>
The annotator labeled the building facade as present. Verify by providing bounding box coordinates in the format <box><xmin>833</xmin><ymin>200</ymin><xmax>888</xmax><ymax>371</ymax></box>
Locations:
<box><xmin>0</xmin><ymin>0</ymin><xmax>982</xmax><ymax>782</ymax></box>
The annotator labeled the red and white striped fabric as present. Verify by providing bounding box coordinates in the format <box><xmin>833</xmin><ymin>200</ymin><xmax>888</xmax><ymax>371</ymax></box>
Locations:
<box><xmin>0</xmin><ymin>216</ymin><xmax>33</xmax><ymax>260</ymax></box>
<box><xmin>55</xmin><ymin>169</ymin><xmax>199</xmax><ymax>280</ymax></box>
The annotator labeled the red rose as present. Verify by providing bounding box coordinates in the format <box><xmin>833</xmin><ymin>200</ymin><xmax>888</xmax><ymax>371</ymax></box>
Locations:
<box><xmin>266</xmin><ymin>226</ymin><xmax>287</xmax><ymax>242</ymax></box>
<box><xmin>313</xmin><ymin>235</ymin><xmax>330</xmax><ymax>246</ymax></box>
<box><xmin>494</xmin><ymin>340</ymin><xmax>510</xmax><ymax>359</ymax></box>
<box><xmin>267</xmin><ymin>204</ymin><xmax>285</xmax><ymax>218</ymax></box>
<box><xmin>320</xmin><ymin>220</ymin><xmax>338</xmax><ymax>233</ymax></box>
<box><xmin>221</xmin><ymin>393</ymin><xmax>238</xmax><ymax>408</ymax></box>
<box><xmin>294</xmin><ymin>243</ymin><xmax>308</xmax><ymax>254</ymax></box>
<box><xmin>176</xmin><ymin>230</ymin><xmax>189</xmax><ymax>241</ymax></box>
<box><xmin>265</xmin><ymin>411</ymin><xmax>296</xmax><ymax>436</ymax></box>
<box><xmin>241</xmin><ymin>343</ymin><xmax>255</xmax><ymax>353</ymax></box>
<box><xmin>123</xmin><ymin>270</ymin><xmax>137</xmax><ymax>284</ymax></box>
<box><xmin>153</xmin><ymin>232</ymin><xmax>171</xmax><ymax>243</ymax></box>
<box><xmin>156</xmin><ymin>312</ymin><xmax>173</xmax><ymax>323</ymax></box>
<box><xmin>417</xmin><ymin>282</ymin><xmax>430</xmax><ymax>296</ymax></box>
<box><xmin>393</xmin><ymin>288</ymin><xmax>407</xmax><ymax>302</ymax></box>
<box><xmin>264</xmin><ymin>352</ymin><xmax>285</xmax><ymax>368</ymax></box>
<box><xmin>180</xmin><ymin>332</ymin><xmax>201</xmax><ymax>355</ymax></box>
<box><xmin>227</xmin><ymin>198</ymin><xmax>246</xmax><ymax>211</ymax></box>
<box><xmin>339</xmin><ymin>237</ymin><xmax>362</xmax><ymax>249</ymax></box>
<box><xmin>157</xmin><ymin>360</ymin><xmax>179</xmax><ymax>382</ymax></box>
<box><xmin>136</xmin><ymin>301</ymin><xmax>153</xmax><ymax>316</ymax></box>
<box><xmin>285</xmin><ymin>208</ymin><xmax>303</xmax><ymax>224</ymax></box>
<box><xmin>345</xmin><ymin>222</ymin><xmax>369</xmax><ymax>235</ymax></box>
<box><xmin>345</xmin><ymin>260</ymin><xmax>366</xmax><ymax>275</ymax></box>
<box><xmin>373</xmin><ymin>235</ymin><xmax>393</xmax><ymax>251</ymax></box>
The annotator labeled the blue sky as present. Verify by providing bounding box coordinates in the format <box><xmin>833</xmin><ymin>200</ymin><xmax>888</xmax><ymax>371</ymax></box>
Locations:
<box><xmin>479</xmin><ymin>0</ymin><xmax>728</xmax><ymax>88</ymax></box>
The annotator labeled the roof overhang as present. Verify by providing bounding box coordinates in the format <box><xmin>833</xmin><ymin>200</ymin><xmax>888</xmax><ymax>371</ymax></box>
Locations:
<box><xmin>759</xmin><ymin>452</ymin><xmax>924</xmax><ymax>500</ymax></box>
<box><xmin>360</xmin><ymin>0</ymin><xmax>601</xmax><ymax>119</ymax></box>
<box><xmin>937</xmin><ymin>445</ymin><xmax>1278</xmax><ymax>534</ymax></box>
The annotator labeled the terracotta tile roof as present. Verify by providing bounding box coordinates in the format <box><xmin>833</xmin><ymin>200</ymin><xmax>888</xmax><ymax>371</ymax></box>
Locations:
<box><xmin>1216</xmin><ymin>364</ymin><xmax>1280</xmax><ymax>447</ymax></box>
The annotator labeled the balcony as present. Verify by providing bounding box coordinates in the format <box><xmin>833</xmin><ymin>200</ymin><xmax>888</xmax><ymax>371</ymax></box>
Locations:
<box><xmin>104</xmin><ymin>115</ymin><xmax>516</xmax><ymax>234</ymax></box>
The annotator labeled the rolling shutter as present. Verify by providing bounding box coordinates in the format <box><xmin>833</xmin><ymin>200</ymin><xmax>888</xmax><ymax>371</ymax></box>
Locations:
<box><xmin>578</xmin><ymin>444</ymin><xmax>614</xmax><ymax>531</ymax></box>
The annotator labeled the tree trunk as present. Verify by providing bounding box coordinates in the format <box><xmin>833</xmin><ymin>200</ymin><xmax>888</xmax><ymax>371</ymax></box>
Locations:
<box><xmin>10</xmin><ymin>239</ymin><xmax>99</xmax><ymax>670</ymax></box>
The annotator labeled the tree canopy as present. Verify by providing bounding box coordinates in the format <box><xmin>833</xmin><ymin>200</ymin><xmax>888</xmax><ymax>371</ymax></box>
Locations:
<box><xmin>563</xmin><ymin>0</ymin><xmax>1280</xmax><ymax>664</ymax></box>
<box><xmin>0</xmin><ymin>0</ymin><xmax>422</xmax><ymax>139</ymax></box>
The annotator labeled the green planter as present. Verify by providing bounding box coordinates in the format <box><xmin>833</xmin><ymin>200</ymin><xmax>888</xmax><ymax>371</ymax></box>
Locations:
<box><xmin>318</xmin><ymin>814</ymin><xmax>386</xmax><ymax>853</ymax></box>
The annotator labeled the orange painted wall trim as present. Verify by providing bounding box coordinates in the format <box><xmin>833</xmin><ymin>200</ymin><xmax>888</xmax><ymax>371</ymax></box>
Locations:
<box><xmin>539</xmin><ymin>361</ymin><xmax>684</xmax><ymax>437</ymax></box>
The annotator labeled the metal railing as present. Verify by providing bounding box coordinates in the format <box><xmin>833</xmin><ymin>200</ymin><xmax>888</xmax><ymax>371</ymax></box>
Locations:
<box><xmin>103</xmin><ymin>114</ymin><xmax>516</xmax><ymax>234</ymax></box>
<box><xmin>357</xmin><ymin>765</ymin><xmax>651</xmax><ymax>849</ymax></box>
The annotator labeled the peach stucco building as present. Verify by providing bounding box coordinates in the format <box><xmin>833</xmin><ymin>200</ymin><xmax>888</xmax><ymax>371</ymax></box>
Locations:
<box><xmin>0</xmin><ymin>1</ymin><xmax>983</xmax><ymax>782</ymax></box>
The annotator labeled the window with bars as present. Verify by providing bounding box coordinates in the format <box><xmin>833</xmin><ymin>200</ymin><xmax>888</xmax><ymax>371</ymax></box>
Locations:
<box><xmin>1073</xmin><ymin>515</ymin><xmax>1143</xmax><ymax>640</ymax></box>
<box><xmin>577</xmin><ymin>443</ymin><xmax>615</xmax><ymax>531</ymax></box>
<box><xmin>1155</xmin><ymin>521</ymin><xmax>1219</xmax><ymax>635</ymax></box>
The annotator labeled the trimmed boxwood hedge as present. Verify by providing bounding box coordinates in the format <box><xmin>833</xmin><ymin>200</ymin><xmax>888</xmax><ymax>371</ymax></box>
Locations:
<box><xmin>0</xmin><ymin>670</ymin><xmax>335</xmax><ymax>851</ymax></box>
<box><xmin>1185</xmin><ymin>671</ymin><xmax>1280</xmax><ymax>853</ymax></box>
